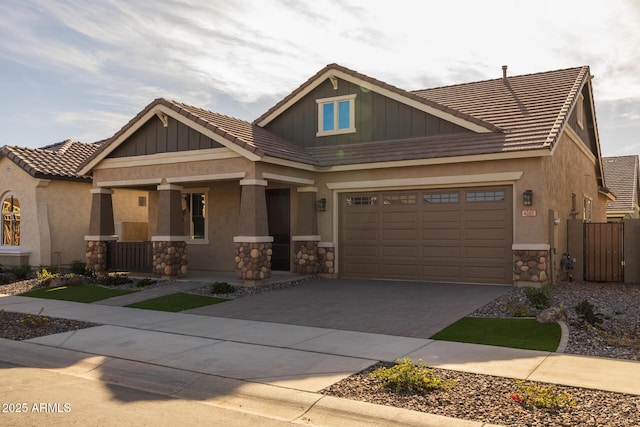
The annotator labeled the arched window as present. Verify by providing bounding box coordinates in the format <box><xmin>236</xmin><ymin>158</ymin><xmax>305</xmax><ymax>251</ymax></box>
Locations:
<box><xmin>2</xmin><ymin>195</ymin><xmax>20</xmax><ymax>246</ymax></box>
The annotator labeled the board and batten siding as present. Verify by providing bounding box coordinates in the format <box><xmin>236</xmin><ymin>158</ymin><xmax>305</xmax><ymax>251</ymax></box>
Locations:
<box><xmin>108</xmin><ymin>116</ymin><xmax>224</xmax><ymax>158</ymax></box>
<box><xmin>265</xmin><ymin>78</ymin><xmax>472</xmax><ymax>148</ymax></box>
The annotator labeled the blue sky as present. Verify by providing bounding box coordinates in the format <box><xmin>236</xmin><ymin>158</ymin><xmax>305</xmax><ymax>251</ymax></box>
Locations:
<box><xmin>1</xmin><ymin>0</ymin><xmax>639</xmax><ymax>156</ymax></box>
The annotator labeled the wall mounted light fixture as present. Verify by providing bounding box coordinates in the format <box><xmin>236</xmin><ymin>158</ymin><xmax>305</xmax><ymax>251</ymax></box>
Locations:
<box><xmin>523</xmin><ymin>190</ymin><xmax>533</xmax><ymax>206</ymax></box>
<box><xmin>316</xmin><ymin>198</ymin><xmax>327</xmax><ymax>211</ymax></box>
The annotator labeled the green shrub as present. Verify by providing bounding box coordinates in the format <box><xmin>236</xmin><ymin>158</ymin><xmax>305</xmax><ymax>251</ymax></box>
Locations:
<box><xmin>136</xmin><ymin>278</ymin><xmax>157</xmax><ymax>287</ymax></box>
<box><xmin>100</xmin><ymin>275</ymin><xmax>133</xmax><ymax>287</ymax></box>
<box><xmin>36</xmin><ymin>268</ymin><xmax>59</xmax><ymax>280</ymax></box>
<box><xmin>575</xmin><ymin>299</ymin><xmax>603</xmax><ymax>327</ymax></box>
<box><xmin>370</xmin><ymin>358</ymin><xmax>456</xmax><ymax>393</ymax></box>
<box><xmin>505</xmin><ymin>299</ymin><xmax>531</xmax><ymax>317</ymax></box>
<box><xmin>11</xmin><ymin>265</ymin><xmax>31</xmax><ymax>280</ymax></box>
<box><xmin>511</xmin><ymin>380</ymin><xmax>575</xmax><ymax>410</ymax></box>
<box><xmin>39</xmin><ymin>264</ymin><xmax>59</xmax><ymax>275</ymax></box>
<box><xmin>211</xmin><ymin>282</ymin><xmax>236</xmax><ymax>294</ymax></box>
<box><xmin>70</xmin><ymin>260</ymin><xmax>95</xmax><ymax>276</ymax></box>
<box><xmin>524</xmin><ymin>284</ymin><xmax>553</xmax><ymax>309</ymax></box>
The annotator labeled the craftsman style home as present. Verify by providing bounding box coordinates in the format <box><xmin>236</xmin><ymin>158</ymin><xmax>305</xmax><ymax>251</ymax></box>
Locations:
<box><xmin>78</xmin><ymin>64</ymin><xmax>611</xmax><ymax>286</ymax></box>
<box><xmin>0</xmin><ymin>140</ymin><xmax>145</xmax><ymax>267</ymax></box>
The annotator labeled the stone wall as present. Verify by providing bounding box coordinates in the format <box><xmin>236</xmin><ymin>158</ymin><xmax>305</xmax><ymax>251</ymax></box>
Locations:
<box><xmin>513</xmin><ymin>250</ymin><xmax>549</xmax><ymax>284</ymax></box>
<box><xmin>318</xmin><ymin>245</ymin><xmax>335</xmax><ymax>275</ymax></box>
<box><xmin>152</xmin><ymin>241</ymin><xmax>187</xmax><ymax>277</ymax></box>
<box><xmin>86</xmin><ymin>240</ymin><xmax>108</xmax><ymax>273</ymax></box>
<box><xmin>293</xmin><ymin>241</ymin><xmax>319</xmax><ymax>274</ymax></box>
<box><xmin>235</xmin><ymin>242</ymin><xmax>272</xmax><ymax>282</ymax></box>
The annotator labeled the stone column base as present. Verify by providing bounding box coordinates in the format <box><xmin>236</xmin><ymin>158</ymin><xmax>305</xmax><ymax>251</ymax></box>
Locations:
<box><xmin>234</xmin><ymin>240</ymin><xmax>272</xmax><ymax>285</ymax></box>
<box><xmin>318</xmin><ymin>243</ymin><xmax>336</xmax><ymax>276</ymax></box>
<box><xmin>86</xmin><ymin>241</ymin><xmax>108</xmax><ymax>274</ymax></box>
<box><xmin>152</xmin><ymin>241</ymin><xmax>187</xmax><ymax>277</ymax></box>
<box><xmin>514</xmin><ymin>249</ymin><xmax>549</xmax><ymax>287</ymax></box>
<box><xmin>293</xmin><ymin>240</ymin><xmax>319</xmax><ymax>274</ymax></box>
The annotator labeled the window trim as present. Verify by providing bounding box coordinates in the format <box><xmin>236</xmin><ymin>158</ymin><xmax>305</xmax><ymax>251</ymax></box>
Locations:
<box><xmin>316</xmin><ymin>94</ymin><xmax>356</xmax><ymax>137</ymax></box>
<box><xmin>583</xmin><ymin>195</ymin><xmax>592</xmax><ymax>222</ymax></box>
<box><xmin>2</xmin><ymin>194</ymin><xmax>21</xmax><ymax>247</ymax></box>
<box><xmin>181</xmin><ymin>188</ymin><xmax>209</xmax><ymax>244</ymax></box>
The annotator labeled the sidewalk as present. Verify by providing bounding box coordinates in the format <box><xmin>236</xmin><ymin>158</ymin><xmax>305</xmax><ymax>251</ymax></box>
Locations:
<box><xmin>1</xmin><ymin>293</ymin><xmax>640</xmax><ymax>426</ymax></box>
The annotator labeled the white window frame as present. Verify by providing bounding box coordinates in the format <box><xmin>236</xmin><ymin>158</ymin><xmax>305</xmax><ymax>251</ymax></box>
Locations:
<box><xmin>583</xmin><ymin>195</ymin><xmax>592</xmax><ymax>222</ymax></box>
<box><xmin>181</xmin><ymin>188</ymin><xmax>209</xmax><ymax>244</ymax></box>
<box><xmin>316</xmin><ymin>94</ymin><xmax>356</xmax><ymax>137</ymax></box>
<box><xmin>577</xmin><ymin>93</ymin><xmax>585</xmax><ymax>129</ymax></box>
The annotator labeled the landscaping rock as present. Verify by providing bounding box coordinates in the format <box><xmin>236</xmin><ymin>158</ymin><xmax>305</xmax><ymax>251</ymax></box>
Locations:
<box><xmin>536</xmin><ymin>306</ymin><xmax>567</xmax><ymax>323</ymax></box>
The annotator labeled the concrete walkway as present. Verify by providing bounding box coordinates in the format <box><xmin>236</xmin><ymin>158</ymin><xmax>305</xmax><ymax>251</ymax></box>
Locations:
<box><xmin>2</xmin><ymin>285</ymin><xmax>640</xmax><ymax>426</ymax></box>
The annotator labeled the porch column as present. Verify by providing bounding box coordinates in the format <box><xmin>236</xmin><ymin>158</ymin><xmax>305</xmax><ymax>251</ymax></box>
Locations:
<box><xmin>85</xmin><ymin>187</ymin><xmax>117</xmax><ymax>274</ymax></box>
<box><xmin>234</xmin><ymin>179</ymin><xmax>273</xmax><ymax>285</ymax></box>
<box><xmin>151</xmin><ymin>184</ymin><xmax>187</xmax><ymax>277</ymax></box>
<box><xmin>292</xmin><ymin>187</ymin><xmax>320</xmax><ymax>274</ymax></box>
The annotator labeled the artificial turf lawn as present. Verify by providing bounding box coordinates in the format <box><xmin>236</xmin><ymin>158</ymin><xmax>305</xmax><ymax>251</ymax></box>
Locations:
<box><xmin>125</xmin><ymin>292</ymin><xmax>228</xmax><ymax>312</ymax></box>
<box><xmin>20</xmin><ymin>285</ymin><xmax>137</xmax><ymax>303</ymax></box>
<box><xmin>430</xmin><ymin>317</ymin><xmax>561</xmax><ymax>352</ymax></box>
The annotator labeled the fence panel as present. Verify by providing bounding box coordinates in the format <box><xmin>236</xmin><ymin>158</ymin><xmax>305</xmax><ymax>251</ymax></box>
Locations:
<box><xmin>107</xmin><ymin>241</ymin><xmax>153</xmax><ymax>273</ymax></box>
<box><xmin>584</xmin><ymin>223</ymin><xmax>623</xmax><ymax>282</ymax></box>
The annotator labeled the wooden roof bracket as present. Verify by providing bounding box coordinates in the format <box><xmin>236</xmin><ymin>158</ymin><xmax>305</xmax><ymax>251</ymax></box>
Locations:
<box><xmin>329</xmin><ymin>75</ymin><xmax>338</xmax><ymax>90</ymax></box>
<box><xmin>155</xmin><ymin>111</ymin><xmax>169</xmax><ymax>127</ymax></box>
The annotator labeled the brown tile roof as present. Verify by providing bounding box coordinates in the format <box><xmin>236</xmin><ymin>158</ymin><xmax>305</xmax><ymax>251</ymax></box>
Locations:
<box><xmin>308</xmin><ymin>65</ymin><xmax>590</xmax><ymax>166</ymax></box>
<box><xmin>603</xmin><ymin>155</ymin><xmax>639</xmax><ymax>212</ymax></box>
<box><xmin>81</xmin><ymin>98</ymin><xmax>318</xmax><ymax>171</ymax></box>
<box><xmin>1</xmin><ymin>140</ymin><xmax>102</xmax><ymax>182</ymax></box>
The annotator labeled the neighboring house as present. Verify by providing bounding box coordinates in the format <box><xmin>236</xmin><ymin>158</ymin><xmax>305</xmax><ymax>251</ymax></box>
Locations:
<box><xmin>603</xmin><ymin>155</ymin><xmax>640</xmax><ymax>221</ymax></box>
<box><xmin>0</xmin><ymin>140</ymin><xmax>145</xmax><ymax>267</ymax></box>
<box><xmin>78</xmin><ymin>64</ymin><xmax>612</xmax><ymax>286</ymax></box>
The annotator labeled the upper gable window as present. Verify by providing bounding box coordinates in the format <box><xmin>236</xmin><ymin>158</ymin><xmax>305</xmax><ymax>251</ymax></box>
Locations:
<box><xmin>2</xmin><ymin>195</ymin><xmax>20</xmax><ymax>246</ymax></box>
<box><xmin>316</xmin><ymin>94</ymin><xmax>356</xmax><ymax>136</ymax></box>
<box><xmin>577</xmin><ymin>93</ymin><xmax>585</xmax><ymax>129</ymax></box>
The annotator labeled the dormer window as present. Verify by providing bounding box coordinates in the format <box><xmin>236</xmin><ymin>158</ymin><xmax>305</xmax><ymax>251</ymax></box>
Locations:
<box><xmin>316</xmin><ymin>94</ymin><xmax>356</xmax><ymax>136</ymax></box>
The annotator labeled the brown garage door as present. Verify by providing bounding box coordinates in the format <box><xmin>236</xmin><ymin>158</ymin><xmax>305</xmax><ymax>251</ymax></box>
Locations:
<box><xmin>339</xmin><ymin>187</ymin><xmax>513</xmax><ymax>284</ymax></box>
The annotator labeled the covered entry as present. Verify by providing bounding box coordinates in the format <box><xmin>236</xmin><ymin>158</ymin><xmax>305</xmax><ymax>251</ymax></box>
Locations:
<box><xmin>339</xmin><ymin>186</ymin><xmax>513</xmax><ymax>284</ymax></box>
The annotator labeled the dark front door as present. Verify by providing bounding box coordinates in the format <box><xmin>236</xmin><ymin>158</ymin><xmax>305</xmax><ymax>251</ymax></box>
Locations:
<box><xmin>266</xmin><ymin>189</ymin><xmax>290</xmax><ymax>271</ymax></box>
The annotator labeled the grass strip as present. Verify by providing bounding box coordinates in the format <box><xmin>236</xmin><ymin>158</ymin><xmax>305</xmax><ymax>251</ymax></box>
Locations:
<box><xmin>125</xmin><ymin>292</ymin><xmax>228</xmax><ymax>312</ymax></box>
<box><xmin>20</xmin><ymin>285</ymin><xmax>137</xmax><ymax>303</ymax></box>
<box><xmin>430</xmin><ymin>317</ymin><xmax>561</xmax><ymax>352</ymax></box>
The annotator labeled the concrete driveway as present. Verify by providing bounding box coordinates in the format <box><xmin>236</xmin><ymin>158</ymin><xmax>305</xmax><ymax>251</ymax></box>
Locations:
<box><xmin>185</xmin><ymin>278</ymin><xmax>510</xmax><ymax>338</ymax></box>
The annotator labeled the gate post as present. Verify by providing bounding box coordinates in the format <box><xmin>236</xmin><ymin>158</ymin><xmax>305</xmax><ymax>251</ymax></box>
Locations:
<box><xmin>566</xmin><ymin>219</ymin><xmax>584</xmax><ymax>281</ymax></box>
<box><xmin>623</xmin><ymin>219</ymin><xmax>640</xmax><ymax>283</ymax></box>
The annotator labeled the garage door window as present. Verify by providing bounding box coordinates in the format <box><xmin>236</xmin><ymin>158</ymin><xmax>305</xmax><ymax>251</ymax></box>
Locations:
<box><xmin>346</xmin><ymin>196</ymin><xmax>377</xmax><ymax>206</ymax></box>
<box><xmin>423</xmin><ymin>192</ymin><xmax>459</xmax><ymax>203</ymax></box>
<box><xmin>383</xmin><ymin>194</ymin><xmax>416</xmax><ymax>205</ymax></box>
<box><xmin>466</xmin><ymin>191</ymin><xmax>505</xmax><ymax>202</ymax></box>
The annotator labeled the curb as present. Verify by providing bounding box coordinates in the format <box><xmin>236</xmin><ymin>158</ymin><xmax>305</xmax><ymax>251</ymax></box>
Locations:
<box><xmin>556</xmin><ymin>320</ymin><xmax>569</xmax><ymax>353</ymax></box>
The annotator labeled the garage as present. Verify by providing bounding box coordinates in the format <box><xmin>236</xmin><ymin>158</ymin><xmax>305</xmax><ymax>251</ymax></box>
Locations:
<box><xmin>339</xmin><ymin>186</ymin><xmax>513</xmax><ymax>284</ymax></box>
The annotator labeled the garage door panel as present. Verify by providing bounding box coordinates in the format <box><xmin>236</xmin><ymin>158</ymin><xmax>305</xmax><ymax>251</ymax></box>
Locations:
<box><xmin>463</xmin><ymin>266</ymin><xmax>511</xmax><ymax>281</ymax></box>
<box><xmin>382</xmin><ymin>211</ymin><xmax>418</xmax><ymax>224</ymax></box>
<box><xmin>422</xmin><ymin>229</ymin><xmax>461</xmax><ymax>240</ymax></box>
<box><xmin>421</xmin><ymin>265</ymin><xmax>462</xmax><ymax>280</ymax></box>
<box><xmin>464</xmin><ymin>246</ymin><xmax>509</xmax><ymax>259</ymax></box>
<box><xmin>464</xmin><ymin>228</ymin><xmax>510</xmax><ymax>241</ymax></box>
<box><xmin>382</xmin><ymin>246</ymin><xmax>418</xmax><ymax>257</ymax></box>
<box><xmin>421</xmin><ymin>246</ymin><xmax>461</xmax><ymax>257</ymax></box>
<box><xmin>382</xmin><ymin>229</ymin><xmax>418</xmax><ymax>241</ymax></box>
<box><xmin>343</xmin><ymin>262</ymin><xmax>379</xmax><ymax>277</ymax></box>
<box><xmin>382</xmin><ymin>263</ymin><xmax>419</xmax><ymax>279</ymax></box>
<box><xmin>422</xmin><ymin>211</ymin><xmax>461</xmax><ymax>222</ymax></box>
<box><xmin>345</xmin><ymin>212</ymin><xmax>379</xmax><ymax>225</ymax></box>
<box><xmin>343</xmin><ymin>244</ymin><xmax>379</xmax><ymax>257</ymax></box>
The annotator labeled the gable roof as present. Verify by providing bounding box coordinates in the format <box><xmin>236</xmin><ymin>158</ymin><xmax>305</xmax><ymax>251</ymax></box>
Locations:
<box><xmin>79</xmin><ymin>98</ymin><xmax>318</xmax><ymax>175</ymax></box>
<box><xmin>1</xmin><ymin>139</ymin><xmax>102</xmax><ymax>182</ymax></box>
<box><xmin>603</xmin><ymin>155</ymin><xmax>639</xmax><ymax>213</ymax></box>
<box><xmin>80</xmin><ymin>64</ymin><xmax>597</xmax><ymax>173</ymax></box>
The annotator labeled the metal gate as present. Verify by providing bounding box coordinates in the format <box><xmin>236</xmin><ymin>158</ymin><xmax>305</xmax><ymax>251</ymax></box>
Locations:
<box><xmin>584</xmin><ymin>223</ymin><xmax>624</xmax><ymax>282</ymax></box>
<box><xmin>107</xmin><ymin>241</ymin><xmax>153</xmax><ymax>273</ymax></box>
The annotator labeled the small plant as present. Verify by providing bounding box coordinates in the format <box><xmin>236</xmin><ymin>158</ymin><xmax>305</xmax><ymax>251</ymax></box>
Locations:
<box><xmin>100</xmin><ymin>274</ymin><xmax>133</xmax><ymax>287</ymax></box>
<box><xmin>370</xmin><ymin>358</ymin><xmax>456</xmax><ymax>393</ymax></box>
<box><xmin>575</xmin><ymin>299</ymin><xmax>603</xmax><ymax>327</ymax></box>
<box><xmin>505</xmin><ymin>299</ymin><xmax>531</xmax><ymax>317</ymax></box>
<box><xmin>36</xmin><ymin>268</ymin><xmax>59</xmax><ymax>280</ymax></box>
<box><xmin>511</xmin><ymin>379</ymin><xmax>575</xmax><ymax>410</ymax></box>
<box><xmin>600</xmin><ymin>326</ymin><xmax>640</xmax><ymax>349</ymax></box>
<box><xmin>136</xmin><ymin>278</ymin><xmax>157</xmax><ymax>287</ymax></box>
<box><xmin>70</xmin><ymin>260</ymin><xmax>94</xmax><ymax>277</ymax></box>
<box><xmin>524</xmin><ymin>284</ymin><xmax>553</xmax><ymax>309</ymax></box>
<box><xmin>211</xmin><ymin>282</ymin><xmax>236</xmax><ymax>294</ymax></box>
<box><xmin>39</xmin><ymin>264</ymin><xmax>59</xmax><ymax>275</ymax></box>
<box><xmin>10</xmin><ymin>265</ymin><xmax>31</xmax><ymax>280</ymax></box>
<box><xmin>19</xmin><ymin>307</ymin><xmax>51</xmax><ymax>329</ymax></box>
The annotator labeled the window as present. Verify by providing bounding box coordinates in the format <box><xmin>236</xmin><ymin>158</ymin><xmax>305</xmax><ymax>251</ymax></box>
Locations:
<box><xmin>583</xmin><ymin>196</ymin><xmax>592</xmax><ymax>222</ymax></box>
<box><xmin>383</xmin><ymin>194</ymin><xmax>416</xmax><ymax>205</ymax></box>
<box><xmin>138</xmin><ymin>196</ymin><xmax>147</xmax><ymax>207</ymax></box>
<box><xmin>423</xmin><ymin>192</ymin><xmax>459</xmax><ymax>204</ymax></box>
<box><xmin>577</xmin><ymin>93</ymin><xmax>585</xmax><ymax>129</ymax></box>
<box><xmin>2</xmin><ymin>195</ymin><xmax>20</xmax><ymax>246</ymax></box>
<box><xmin>346</xmin><ymin>196</ymin><xmax>376</xmax><ymax>206</ymax></box>
<box><xmin>182</xmin><ymin>192</ymin><xmax>207</xmax><ymax>240</ymax></box>
<box><xmin>316</xmin><ymin>94</ymin><xmax>356</xmax><ymax>136</ymax></box>
<box><xmin>466</xmin><ymin>191</ymin><xmax>505</xmax><ymax>202</ymax></box>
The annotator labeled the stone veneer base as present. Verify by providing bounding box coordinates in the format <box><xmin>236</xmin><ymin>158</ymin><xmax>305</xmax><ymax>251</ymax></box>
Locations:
<box><xmin>152</xmin><ymin>241</ymin><xmax>187</xmax><ymax>277</ymax></box>
<box><xmin>513</xmin><ymin>249</ymin><xmax>549</xmax><ymax>284</ymax></box>
<box><xmin>86</xmin><ymin>241</ymin><xmax>108</xmax><ymax>273</ymax></box>
<box><xmin>234</xmin><ymin>241</ymin><xmax>272</xmax><ymax>284</ymax></box>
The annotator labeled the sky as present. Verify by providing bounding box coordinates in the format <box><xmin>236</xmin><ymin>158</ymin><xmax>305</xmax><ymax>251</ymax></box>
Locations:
<box><xmin>0</xmin><ymin>0</ymin><xmax>639</xmax><ymax>157</ymax></box>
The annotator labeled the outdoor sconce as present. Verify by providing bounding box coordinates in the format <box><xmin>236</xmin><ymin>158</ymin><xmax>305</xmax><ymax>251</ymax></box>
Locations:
<box><xmin>316</xmin><ymin>198</ymin><xmax>327</xmax><ymax>211</ymax></box>
<box><xmin>523</xmin><ymin>190</ymin><xmax>533</xmax><ymax>206</ymax></box>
